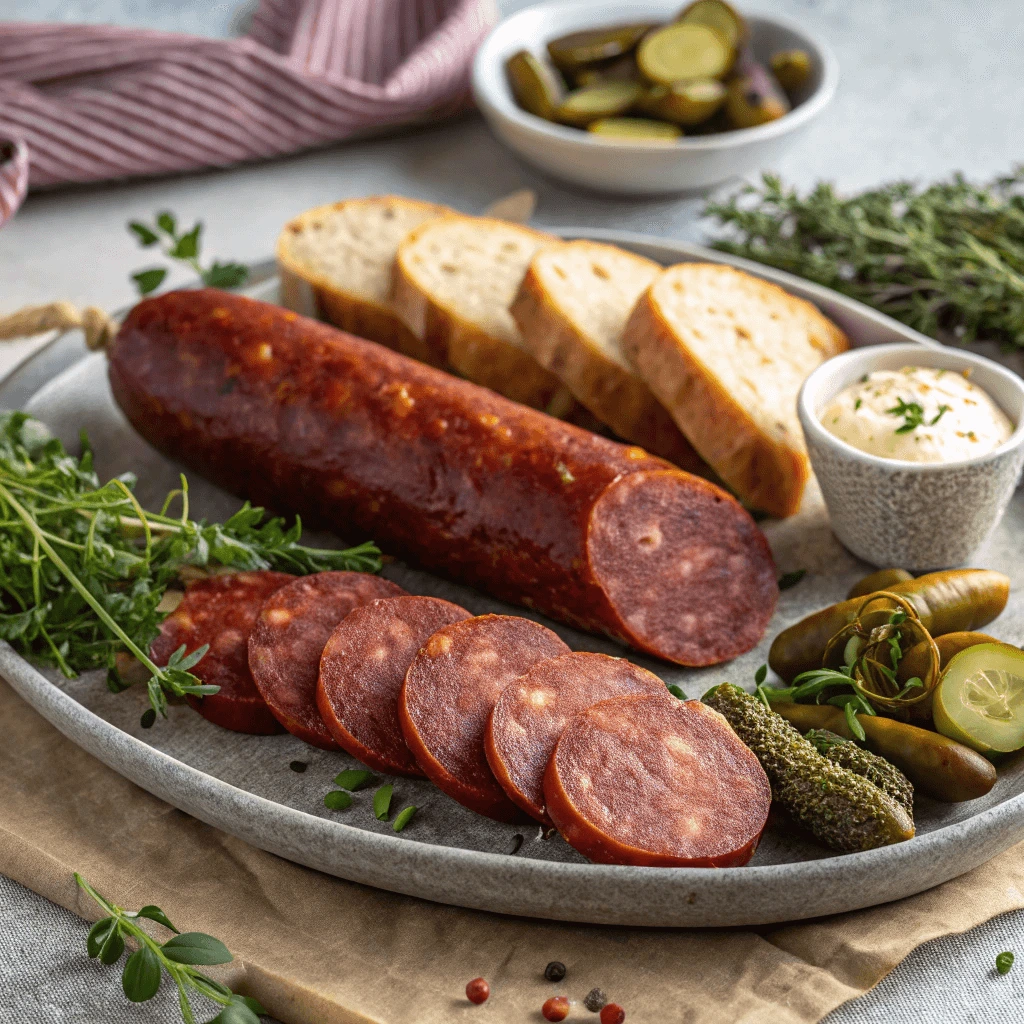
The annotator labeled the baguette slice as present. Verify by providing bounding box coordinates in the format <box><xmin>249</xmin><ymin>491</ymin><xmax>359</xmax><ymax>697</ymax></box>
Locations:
<box><xmin>624</xmin><ymin>263</ymin><xmax>849</xmax><ymax>517</ymax></box>
<box><xmin>392</xmin><ymin>215</ymin><xmax>572</xmax><ymax>410</ymax></box>
<box><xmin>511</xmin><ymin>240</ymin><xmax>708</xmax><ymax>475</ymax></box>
<box><xmin>277</xmin><ymin>196</ymin><xmax>453</xmax><ymax>365</ymax></box>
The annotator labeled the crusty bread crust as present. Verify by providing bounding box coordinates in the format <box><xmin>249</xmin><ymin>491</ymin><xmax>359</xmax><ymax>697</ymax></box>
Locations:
<box><xmin>624</xmin><ymin>263</ymin><xmax>848</xmax><ymax>518</ymax></box>
<box><xmin>511</xmin><ymin>243</ymin><xmax>708</xmax><ymax>475</ymax></box>
<box><xmin>392</xmin><ymin>215</ymin><xmax>572</xmax><ymax>410</ymax></box>
<box><xmin>276</xmin><ymin>195</ymin><xmax>451</xmax><ymax>364</ymax></box>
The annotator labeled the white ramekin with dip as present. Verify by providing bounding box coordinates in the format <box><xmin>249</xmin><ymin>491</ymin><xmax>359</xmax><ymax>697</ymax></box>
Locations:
<box><xmin>799</xmin><ymin>343</ymin><xmax>1024</xmax><ymax>569</ymax></box>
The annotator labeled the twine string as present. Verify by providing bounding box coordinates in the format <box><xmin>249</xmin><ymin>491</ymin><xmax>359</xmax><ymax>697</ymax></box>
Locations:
<box><xmin>0</xmin><ymin>302</ymin><xmax>118</xmax><ymax>351</ymax></box>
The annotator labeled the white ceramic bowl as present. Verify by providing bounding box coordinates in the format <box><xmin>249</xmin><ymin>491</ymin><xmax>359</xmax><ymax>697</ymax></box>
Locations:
<box><xmin>799</xmin><ymin>344</ymin><xmax>1024</xmax><ymax>571</ymax></box>
<box><xmin>471</xmin><ymin>0</ymin><xmax>839</xmax><ymax>196</ymax></box>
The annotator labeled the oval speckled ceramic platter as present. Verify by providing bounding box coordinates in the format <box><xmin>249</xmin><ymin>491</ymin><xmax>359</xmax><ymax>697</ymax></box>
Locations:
<box><xmin>2</xmin><ymin>230</ymin><xmax>1023</xmax><ymax>928</ymax></box>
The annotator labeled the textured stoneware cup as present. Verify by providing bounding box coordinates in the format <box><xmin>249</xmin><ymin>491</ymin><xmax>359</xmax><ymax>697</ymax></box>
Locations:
<box><xmin>799</xmin><ymin>343</ymin><xmax>1024</xmax><ymax>570</ymax></box>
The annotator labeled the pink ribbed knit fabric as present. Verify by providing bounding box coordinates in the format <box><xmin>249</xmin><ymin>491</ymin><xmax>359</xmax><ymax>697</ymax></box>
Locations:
<box><xmin>0</xmin><ymin>0</ymin><xmax>496</xmax><ymax>227</ymax></box>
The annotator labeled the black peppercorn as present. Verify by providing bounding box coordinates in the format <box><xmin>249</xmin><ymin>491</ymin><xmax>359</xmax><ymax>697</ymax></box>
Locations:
<box><xmin>584</xmin><ymin>987</ymin><xmax>607</xmax><ymax>1012</ymax></box>
<box><xmin>544</xmin><ymin>960</ymin><xmax>566</xmax><ymax>982</ymax></box>
<box><xmin>289</xmin><ymin>760</ymin><xmax>308</xmax><ymax>773</ymax></box>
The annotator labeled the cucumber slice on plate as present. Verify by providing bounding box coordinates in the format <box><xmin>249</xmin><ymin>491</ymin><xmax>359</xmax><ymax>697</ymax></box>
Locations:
<box><xmin>933</xmin><ymin>643</ymin><xmax>1024</xmax><ymax>753</ymax></box>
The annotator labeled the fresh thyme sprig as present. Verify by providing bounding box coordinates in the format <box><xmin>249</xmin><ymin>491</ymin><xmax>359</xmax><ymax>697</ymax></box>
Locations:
<box><xmin>705</xmin><ymin>168</ymin><xmax>1024</xmax><ymax>348</ymax></box>
<box><xmin>76</xmin><ymin>873</ymin><xmax>264</xmax><ymax>1024</ymax></box>
<box><xmin>129</xmin><ymin>211</ymin><xmax>249</xmax><ymax>296</ymax></box>
<box><xmin>0</xmin><ymin>412</ymin><xmax>382</xmax><ymax>725</ymax></box>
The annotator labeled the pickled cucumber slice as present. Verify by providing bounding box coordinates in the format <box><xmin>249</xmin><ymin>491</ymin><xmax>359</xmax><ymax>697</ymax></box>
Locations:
<box><xmin>677</xmin><ymin>0</ymin><xmax>748</xmax><ymax>51</ymax></box>
<box><xmin>771</xmin><ymin>49</ymin><xmax>813</xmax><ymax>93</ymax></box>
<box><xmin>933</xmin><ymin>643</ymin><xmax>1024</xmax><ymax>753</ymax></box>
<box><xmin>573</xmin><ymin>54</ymin><xmax>640</xmax><ymax>88</ymax></box>
<box><xmin>506</xmin><ymin>50</ymin><xmax>565</xmax><ymax>120</ymax></box>
<box><xmin>637</xmin><ymin>22</ymin><xmax>733</xmax><ymax>86</ymax></box>
<box><xmin>547</xmin><ymin>24</ymin><xmax>652</xmax><ymax>73</ymax></box>
<box><xmin>587</xmin><ymin>117</ymin><xmax>682</xmax><ymax>141</ymax></box>
<box><xmin>637</xmin><ymin>78</ymin><xmax>726</xmax><ymax>125</ymax></box>
<box><xmin>554</xmin><ymin>81</ymin><xmax>644</xmax><ymax>128</ymax></box>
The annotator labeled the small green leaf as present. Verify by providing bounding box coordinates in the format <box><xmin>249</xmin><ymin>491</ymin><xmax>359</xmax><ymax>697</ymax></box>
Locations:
<box><xmin>374</xmin><ymin>783</ymin><xmax>393</xmax><ymax>821</ymax></box>
<box><xmin>156</xmin><ymin>211</ymin><xmax>177</xmax><ymax>235</ymax></box>
<box><xmin>667</xmin><ymin>684</ymin><xmax>685</xmax><ymax>699</ymax></box>
<box><xmin>334</xmin><ymin>769</ymin><xmax>373</xmax><ymax>791</ymax></box>
<box><xmin>136</xmin><ymin>904</ymin><xmax>179</xmax><ymax>933</ymax></box>
<box><xmin>203</xmin><ymin>262</ymin><xmax>249</xmax><ymax>289</ymax></box>
<box><xmin>323</xmin><ymin>790</ymin><xmax>353</xmax><ymax>811</ymax></box>
<box><xmin>754</xmin><ymin>664</ymin><xmax>768</xmax><ymax>686</ymax></box>
<box><xmin>392</xmin><ymin>805</ymin><xmax>417</xmax><ymax>832</ymax></box>
<box><xmin>997</xmin><ymin>950</ymin><xmax>1015</xmax><ymax>975</ymax></box>
<box><xmin>206</xmin><ymin>999</ymin><xmax>262</xmax><ymax>1024</ymax></box>
<box><xmin>129</xmin><ymin>221</ymin><xmax>160</xmax><ymax>246</ymax></box>
<box><xmin>122</xmin><ymin>945</ymin><xmax>162</xmax><ymax>1002</ymax></box>
<box><xmin>778</xmin><ymin>569</ymin><xmax>806</xmax><ymax>590</ymax></box>
<box><xmin>844</xmin><ymin>701</ymin><xmax>866</xmax><ymax>742</ymax></box>
<box><xmin>86</xmin><ymin>916</ymin><xmax>116</xmax><ymax>958</ymax></box>
<box><xmin>170</xmin><ymin>224</ymin><xmax>201</xmax><ymax>260</ymax></box>
<box><xmin>161</xmin><ymin>932</ymin><xmax>233</xmax><ymax>966</ymax></box>
<box><xmin>98</xmin><ymin>924</ymin><xmax>125</xmax><ymax>966</ymax></box>
<box><xmin>132</xmin><ymin>268</ymin><xmax>167</xmax><ymax>296</ymax></box>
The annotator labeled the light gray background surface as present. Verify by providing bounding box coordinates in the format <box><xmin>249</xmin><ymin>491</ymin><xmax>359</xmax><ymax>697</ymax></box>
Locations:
<box><xmin>2</xmin><ymin>0</ymin><xmax>1024</xmax><ymax>1020</ymax></box>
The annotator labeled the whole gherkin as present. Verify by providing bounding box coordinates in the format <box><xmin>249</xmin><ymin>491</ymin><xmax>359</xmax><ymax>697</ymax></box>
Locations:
<box><xmin>703</xmin><ymin>685</ymin><xmax>915</xmax><ymax>853</ymax></box>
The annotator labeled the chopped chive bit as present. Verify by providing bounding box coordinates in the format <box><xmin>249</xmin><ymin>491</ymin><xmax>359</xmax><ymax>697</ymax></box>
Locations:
<box><xmin>997</xmin><ymin>951</ymin><xmax>1015</xmax><ymax>975</ymax></box>
<box><xmin>393</xmin><ymin>806</ymin><xmax>417</xmax><ymax>832</ymax></box>
<box><xmin>324</xmin><ymin>790</ymin><xmax>353</xmax><ymax>811</ymax></box>
<box><xmin>374</xmin><ymin>783</ymin><xmax>394</xmax><ymax>821</ymax></box>
<box><xmin>335</xmin><ymin>768</ymin><xmax>374</xmax><ymax>791</ymax></box>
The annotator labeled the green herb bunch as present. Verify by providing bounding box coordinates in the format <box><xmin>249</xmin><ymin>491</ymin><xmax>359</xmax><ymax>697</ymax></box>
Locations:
<box><xmin>129</xmin><ymin>211</ymin><xmax>249</xmax><ymax>296</ymax></box>
<box><xmin>76</xmin><ymin>874</ymin><xmax>264</xmax><ymax>1024</ymax></box>
<box><xmin>0</xmin><ymin>412</ymin><xmax>381</xmax><ymax>723</ymax></box>
<box><xmin>705</xmin><ymin>167</ymin><xmax>1024</xmax><ymax>348</ymax></box>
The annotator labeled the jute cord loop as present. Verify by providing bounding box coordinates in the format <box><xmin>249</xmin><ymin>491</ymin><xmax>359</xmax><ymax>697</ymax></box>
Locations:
<box><xmin>0</xmin><ymin>302</ymin><xmax>118</xmax><ymax>351</ymax></box>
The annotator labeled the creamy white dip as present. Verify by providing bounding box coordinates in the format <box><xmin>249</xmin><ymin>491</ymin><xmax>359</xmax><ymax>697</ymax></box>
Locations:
<box><xmin>821</xmin><ymin>366</ymin><xmax>1014</xmax><ymax>463</ymax></box>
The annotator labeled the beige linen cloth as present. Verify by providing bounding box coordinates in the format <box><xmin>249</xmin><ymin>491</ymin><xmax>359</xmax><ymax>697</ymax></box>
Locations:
<box><xmin>3</xmin><ymin>677</ymin><xmax>1024</xmax><ymax>1024</ymax></box>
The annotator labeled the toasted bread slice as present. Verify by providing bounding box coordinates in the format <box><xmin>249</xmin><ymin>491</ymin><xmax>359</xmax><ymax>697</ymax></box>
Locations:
<box><xmin>392</xmin><ymin>215</ymin><xmax>572</xmax><ymax>410</ymax></box>
<box><xmin>511</xmin><ymin>240</ymin><xmax>708</xmax><ymax>475</ymax></box>
<box><xmin>624</xmin><ymin>263</ymin><xmax>849</xmax><ymax>517</ymax></box>
<box><xmin>277</xmin><ymin>195</ymin><xmax>452</xmax><ymax>364</ymax></box>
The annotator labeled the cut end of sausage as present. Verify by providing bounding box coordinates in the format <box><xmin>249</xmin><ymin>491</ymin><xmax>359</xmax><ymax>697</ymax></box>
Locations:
<box><xmin>400</xmin><ymin>614</ymin><xmax>570</xmax><ymax>822</ymax></box>
<box><xmin>587</xmin><ymin>470</ymin><xmax>778</xmax><ymax>666</ymax></box>
<box><xmin>317</xmin><ymin>595</ymin><xmax>470</xmax><ymax>775</ymax></box>
<box><xmin>486</xmin><ymin>652</ymin><xmax>670</xmax><ymax>824</ymax></box>
<box><xmin>248</xmin><ymin>571</ymin><xmax>407</xmax><ymax>750</ymax></box>
<box><xmin>544</xmin><ymin>694</ymin><xmax>771</xmax><ymax>867</ymax></box>
<box><xmin>150</xmin><ymin>571</ymin><xmax>295</xmax><ymax>734</ymax></box>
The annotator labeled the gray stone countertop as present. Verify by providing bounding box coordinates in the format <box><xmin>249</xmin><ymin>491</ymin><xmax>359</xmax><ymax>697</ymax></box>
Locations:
<box><xmin>2</xmin><ymin>1</ymin><xmax>1024</xmax><ymax>1021</ymax></box>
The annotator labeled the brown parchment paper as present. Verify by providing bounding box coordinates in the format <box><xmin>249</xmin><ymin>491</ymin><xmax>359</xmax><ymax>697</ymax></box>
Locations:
<box><xmin>4</xmin><ymin>677</ymin><xmax>1024</xmax><ymax>1024</ymax></box>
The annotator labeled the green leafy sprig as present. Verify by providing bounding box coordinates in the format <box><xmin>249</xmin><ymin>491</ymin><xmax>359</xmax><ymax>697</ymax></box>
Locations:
<box><xmin>76</xmin><ymin>873</ymin><xmax>265</xmax><ymax>1024</ymax></box>
<box><xmin>705</xmin><ymin>168</ymin><xmax>1024</xmax><ymax>349</ymax></box>
<box><xmin>129</xmin><ymin>211</ymin><xmax>248</xmax><ymax>296</ymax></box>
<box><xmin>0</xmin><ymin>412</ymin><xmax>382</xmax><ymax>725</ymax></box>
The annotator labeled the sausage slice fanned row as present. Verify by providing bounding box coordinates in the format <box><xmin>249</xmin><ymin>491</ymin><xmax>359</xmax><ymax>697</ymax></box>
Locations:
<box><xmin>486</xmin><ymin>652</ymin><xmax>670</xmax><ymax>824</ymax></box>
<box><xmin>544</xmin><ymin>695</ymin><xmax>772</xmax><ymax>867</ymax></box>
<box><xmin>110</xmin><ymin>290</ymin><xmax>778</xmax><ymax>667</ymax></box>
<box><xmin>400</xmin><ymin>615</ymin><xmax>570</xmax><ymax>821</ymax></box>
<box><xmin>317</xmin><ymin>595</ymin><xmax>471</xmax><ymax>776</ymax></box>
<box><xmin>150</xmin><ymin>571</ymin><xmax>295</xmax><ymax>734</ymax></box>
<box><xmin>247</xmin><ymin>571</ymin><xmax>407</xmax><ymax>750</ymax></box>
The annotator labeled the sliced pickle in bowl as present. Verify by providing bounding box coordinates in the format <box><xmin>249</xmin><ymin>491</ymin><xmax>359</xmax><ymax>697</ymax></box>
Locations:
<box><xmin>771</xmin><ymin>48</ymin><xmax>813</xmax><ymax>93</ymax></box>
<box><xmin>677</xmin><ymin>0</ymin><xmax>748</xmax><ymax>51</ymax></box>
<box><xmin>573</xmin><ymin>54</ymin><xmax>640</xmax><ymax>88</ymax></box>
<box><xmin>637</xmin><ymin>22</ymin><xmax>734</xmax><ymax>86</ymax></box>
<box><xmin>547</xmin><ymin>24</ymin><xmax>652</xmax><ymax>73</ymax></box>
<box><xmin>637</xmin><ymin>79</ymin><xmax>727</xmax><ymax>125</ymax></box>
<box><xmin>506</xmin><ymin>50</ymin><xmax>565</xmax><ymax>120</ymax></box>
<box><xmin>933</xmin><ymin>643</ymin><xmax>1024</xmax><ymax>753</ymax></box>
<box><xmin>587</xmin><ymin>117</ymin><xmax>682</xmax><ymax>141</ymax></box>
<box><xmin>554</xmin><ymin>81</ymin><xmax>644</xmax><ymax>127</ymax></box>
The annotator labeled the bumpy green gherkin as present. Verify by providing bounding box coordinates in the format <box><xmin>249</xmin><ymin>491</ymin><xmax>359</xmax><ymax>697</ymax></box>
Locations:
<box><xmin>703</xmin><ymin>685</ymin><xmax>915</xmax><ymax>853</ymax></box>
<box><xmin>805</xmin><ymin>729</ymin><xmax>915</xmax><ymax>815</ymax></box>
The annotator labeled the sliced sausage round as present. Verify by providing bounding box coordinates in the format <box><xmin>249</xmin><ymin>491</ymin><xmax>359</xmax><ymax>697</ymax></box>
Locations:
<box><xmin>316</xmin><ymin>595</ymin><xmax>471</xmax><ymax>775</ymax></box>
<box><xmin>400</xmin><ymin>615</ymin><xmax>570</xmax><ymax>821</ymax></box>
<box><xmin>150</xmin><ymin>571</ymin><xmax>295</xmax><ymax>734</ymax></box>
<box><xmin>247</xmin><ymin>571</ymin><xmax>407</xmax><ymax>749</ymax></box>
<box><xmin>486</xmin><ymin>652</ymin><xmax>670</xmax><ymax>824</ymax></box>
<box><xmin>544</xmin><ymin>694</ymin><xmax>771</xmax><ymax>867</ymax></box>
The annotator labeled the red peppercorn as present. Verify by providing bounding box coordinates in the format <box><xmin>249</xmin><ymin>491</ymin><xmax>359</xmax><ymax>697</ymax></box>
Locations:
<box><xmin>466</xmin><ymin>977</ymin><xmax>490</xmax><ymax>1004</ymax></box>
<box><xmin>542</xmin><ymin>995</ymin><xmax>570</xmax><ymax>1022</ymax></box>
<box><xmin>600</xmin><ymin>1003</ymin><xmax>626</xmax><ymax>1024</ymax></box>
